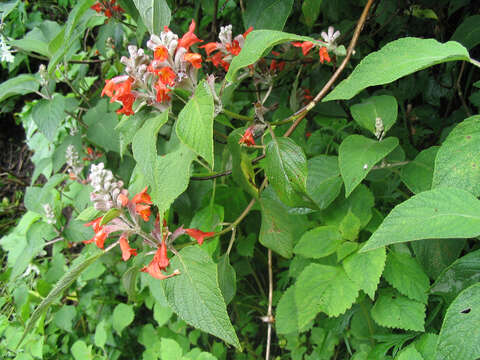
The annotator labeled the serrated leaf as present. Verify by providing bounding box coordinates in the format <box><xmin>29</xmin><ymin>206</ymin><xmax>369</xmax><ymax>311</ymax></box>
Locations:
<box><xmin>32</xmin><ymin>94</ymin><xmax>66</xmax><ymax>141</ymax></box>
<box><xmin>432</xmin><ymin>116</ymin><xmax>480</xmax><ymax>196</ymax></box>
<box><xmin>324</xmin><ymin>38</ymin><xmax>470</xmax><ymax>101</ymax></box>
<box><xmin>350</xmin><ymin>95</ymin><xmax>398</xmax><ymax>135</ymax></box>
<box><xmin>401</xmin><ymin>147</ymin><xmax>438</xmax><ymax>194</ymax></box>
<box><xmin>436</xmin><ymin>283</ymin><xmax>480</xmax><ymax>360</ymax></box>
<box><xmin>339</xmin><ymin>210</ymin><xmax>362</xmax><ymax>241</ymax></box>
<box><xmin>339</xmin><ymin>135</ymin><xmax>399</xmax><ymax>196</ymax></box>
<box><xmin>306</xmin><ymin>155</ymin><xmax>343</xmax><ymax>209</ymax></box>
<box><xmin>294</xmin><ymin>226</ymin><xmax>343</xmax><ymax>259</ymax></box>
<box><xmin>176</xmin><ymin>80</ymin><xmax>214</xmax><ymax>167</ymax></box>
<box><xmin>226</xmin><ymin>30</ymin><xmax>315</xmax><ymax>82</ymax></box>
<box><xmin>244</xmin><ymin>0</ymin><xmax>293</xmax><ymax>31</ymax></box>
<box><xmin>362</xmin><ymin>187</ymin><xmax>480</xmax><ymax>252</ymax></box>
<box><xmin>383</xmin><ymin>251</ymin><xmax>430</xmax><ymax>304</ymax></box>
<box><xmin>162</xmin><ymin>246</ymin><xmax>240</xmax><ymax>349</ymax></box>
<box><xmin>132</xmin><ymin>0</ymin><xmax>171</xmax><ymax>35</ymax></box>
<box><xmin>276</xmin><ymin>285</ymin><xmax>301</xmax><ymax>334</ymax></box>
<box><xmin>395</xmin><ymin>346</ymin><xmax>424</xmax><ymax>360</ymax></box>
<box><xmin>112</xmin><ymin>303</ymin><xmax>134</xmax><ymax>334</ymax></box>
<box><xmin>343</xmin><ymin>247</ymin><xmax>386</xmax><ymax>299</ymax></box>
<box><xmin>371</xmin><ymin>288</ymin><xmax>425</xmax><ymax>331</ymax></box>
<box><xmin>18</xmin><ymin>252</ymin><xmax>103</xmax><ymax>348</ymax></box>
<box><xmin>295</xmin><ymin>264</ymin><xmax>360</xmax><ymax>327</ymax></box>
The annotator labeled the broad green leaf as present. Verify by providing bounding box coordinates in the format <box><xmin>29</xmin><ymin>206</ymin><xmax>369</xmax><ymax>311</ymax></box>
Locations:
<box><xmin>153</xmin><ymin>302</ymin><xmax>173</xmax><ymax>327</ymax></box>
<box><xmin>295</xmin><ymin>264</ymin><xmax>360</xmax><ymax>327</ymax></box>
<box><xmin>276</xmin><ymin>285</ymin><xmax>302</xmax><ymax>334</ymax></box>
<box><xmin>343</xmin><ymin>247</ymin><xmax>386</xmax><ymax>299</ymax></box>
<box><xmin>339</xmin><ymin>210</ymin><xmax>362</xmax><ymax>241</ymax></box>
<box><xmin>401</xmin><ymin>147</ymin><xmax>438</xmax><ymax>194</ymax></box>
<box><xmin>371</xmin><ymin>288</ymin><xmax>425</xmax><ymax>331</ymax></box>
<box><xmin>302</xmin><ymin>0</ymin><xmax>322</xmax><ymax>28</ymax></box>
<box><xmin>188</xmin><ymin>204</ymin><xmax>224</xmax><ymax>255</ymax></box>
<box><xmin>324</xmin><ymin>38</ymin><xmax>470</xmax><ymax>101</ymax></box>
<box><xmin>94</xmin><ymin>320</ymin><xmax>108</xmax><ymax>349</ymax></box>
<box><xmin>395</xmin><ymin>346</ymin><xmax>424</xmax><ymax>360</ymax></box>
<box><xmin>244</xmin><ymin>0</ymin><xmax>293</xmax><ymax>31</ymax></box>
<box><xmin>10</xmin><ymin>21</ymin><xmax>62</xmax><ymax>57</ymax></box>
<box><xmin>112</xmin><ymin>303</ymin><xmax>134</xmax><ymax>334</ymax></box>
<box><xmin>336</xmin><ymin>242</ymin><xmax>358</xmax><ymax>262</ymax></box>
<box><xmin>53</xmin><ymin>305</ymin><xmax>76</xmax><ymax>333</ymax></box>
<box><xmin>414</xmin><ymin>333</ymin><xmax>438</xmax><ymax>360</ymax></box>
<box><xmin>432</xmin><ymin>116</ymin><xmax>480</xmax><ymax>196</ymax></box>
<box><xmin>339</xmin><ymin>135</ymin><xmax>399</xmax><ymax>196</ymax></box>
<box><xmin>18</xmin><ymin>252</ymin><xmax>103</xmax><ymax>347</ymax></box>
<box><xmin>294</xmin><ymin>226</ymin><xmax>343</xmax><ymax>259</ymax></box>
<box><xmin>84</xmin><ymin>101</ymin><xmax>121</xmax><ymax>153</ymax></box>
<box><xmin>160</xmin><ymin>338</ymin><xmax>183</xmax><ymax>360</ymax></box>
<box><xmin>383</xmin><ymin>251</ymin><xmax>430</xmax><ymax>304</ymax></box>
<box><xmin>116</xmin><ymin>111</ymin><xmax>148</xmax><ymax>157</ymax></box>
<box><xmin>0</xmin><ymin>0</ymin><xmax>19</xmax><ymax>20</ymax></box>
<box><xmin>226</xmin><ymin>30</ymin><xmax>314</xmax><ymax>82</ymax></box>
<box><xmin>31</xmin><ymin>94</ymin><xmax>66</xmax><ymax>141</ymax></box>
<box><xmin>306</xmin><ymin>155</ymin><xmax>342</xmax><ymax>209</ymax></box>
<box><xmin>162</xmin><ymin>246</ymin><xmax>240</xmax><ymax>349</ymax></box>
<box><xmin>431</xmin><ymin>249</ymin><xmax>480</xmax><ymax>305</ymax></box>
<box><xmin>451</xmin><ymin>15</ymin><xmax>480</xmax><ymax>50</ymax></box>
<box><xmin>350</xmin><ymin>95</ymin><xmax>398</xmax><ymax>136</ymax></box>
<box><xmin>259</xmin><ymin>187</ymin><xmax>308</xmax><ymax>258</ymax></box>
<box><xmin>436</xmin><ymin>283</ymin><xmax>480</xmax><ymax>360</ymax></box>
<box><xmin>0</xmin><ymin>74</ymin><xmax>39</xmax><ymax>103</ymax></box>
<box><xmin>133</xmin><ymin>0</ymin><xmax>171</xmax><ymax>35</ymax></box>
<box><xmin>362</xmin><ymin>187</ymin><xmax>480</xmax><ymax>252</ymax></box>
<box><xmin>71</xmin><ymin>340</ymin><xmax>92</xmax><ymax>360</ymax></box>
<box><xmin>176</xmin><ymin>81</ymin><xmax>215</xmax><ymax>167</ymax></box>
<box><xmin>264</xmin><ymin>137</ymin><xmax>310</xmax><ymax>207</ymax></box>
<box><xmin>217</xmin><ymin>254</ymin><xmax>236</xmax><ymax>305</ymax></box>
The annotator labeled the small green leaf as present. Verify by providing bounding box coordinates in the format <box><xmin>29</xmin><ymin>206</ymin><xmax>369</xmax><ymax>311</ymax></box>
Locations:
<box><xmin>350</xmin><ymin>95</ymin><xmax>398</xmax><ymax>136</ymax></box>
<box><xmin>383</xmin><ymin>251</ymin><xmax>430</xmax><ymax>304</ymax></box>
<box><xmin>436</xmin><ymin>283</ymin><xmax>480</xmax><ymax>360</ymax></box>
<box><xmin>244</xmin><ymin>0</ymin><xmax>294</xmax><ymax>31</ymax></box>
<box><xmin>324</xmin><ymin>38</ymin><xmax>470</xmax><ymax>101</ymax></box>
<box><xmin>217</xmin><ymin>254</ymin><xmax>236</xmax><ymax>305</ymax></box>
<box><xmin>76</xmin><ymin>206</ymin><xmax>100</xmax><ymax>222</ymax></box>
<box><xmin>301</xmin><ymin>0</ymin><xmax>322</xmax><ymax>28</ymax></box>
<box><xmin>0</xmin><ymin>74</ymin><xmax>39</xmax><ymax>103</ymax></box>
<box><xmin>71</xmin><ymin>340</ymin><xmax>92</xmax><ymax>360</ymax></box>
<box><xmin>53</xmin><ymin>305</ymin><xmax>76</xmax><ymax>333</ymax></box>
<box><xmin>339</xmin><ymin>210</ymin><xmax>362</xmax><ymax>241</ymax></box>
<box><xmin>32</xmin><ymin>94</ymin><xmax>66</xmax><ymax>141</ymax></box>
<box><xmin>176</xmin><ymin>81</ymin><xmax>215</xmax><ymax>167</ymax></box>
<box><xmin>339</xmin><ymin>135</ymin><xmax>399</xmax><ymax>196</ymax></box>
<box><xmin>100</xmin><ymin>208</ymin><xmax>121</xmax><ymax>226</ymax></box>
<box><xmin>276</xmin><ymin>285</ymin><xmax>301</xmax><ymax>334</ymax></box>
<box><xmin>306</xmin><ymin>155</ymin><xmax>342</xmax><ymax>209</ymax></box>
<box><xmin>401</xmin><ymin>147</ymin><xmax>438</xmax><ymax>194</ymax></box>
<box><xmin>112</xmin><ymin>303</ymin><xmax>134</xmax><ymax>334</ymax></box>
<box><xmin>132</xmin><ymin>0</ymin><xmax>171</xmax><ymax>35</ymax></box>
<box><xmin>395</xmin><ymin>346</ymin><xmax>424</xmax><ymax>360</ymax></box>
<box><xmin>85</xmin><ymin>102</ymin><xmax>121</xmax><ymax>153</ymax></box>
<box><xmin>451</xmin><ymin>15</ymin><xmax>480</xmax><ymax>50</ymax></box>
<box><xmin>94</xmin><ymin>320</ymin><xmax>108</xmax><ymax>349</ymax></box>
<box><xmin>294</xmin><ymin>226</ymin><xmax>343</xmax><ymax>259</ymax></box>
<box><xmin>371</xmin><ymin>288</ymin><xmax>425</xmax><ymax>331</ymax></box>
<box><xmin>11</xmin><ymin>21</ymin><xmax>62</xmax><ymax>57</ymax></box>
<box><xmin>122</xmin><ymin>265</ymin><xmax>139</xmax><ymax>302</ymax></box>
<box><xmin>362</xmin><ymin>187</ymin><xmax>480</xmax><ymax>252</ymax></box>
<box><xmin>432</xmin><ymin>116</ymin><xmax>480</xmax><ymax>196</ymax></box>
<box><xmin>153</xmin><ymin>302</ymin><xmax>173</xmax><ymax>327</ymax></box>
<box><xmin>160</xmin><ymin>338</ymin><xmax>183</xmax><ymax>360</ymax></box>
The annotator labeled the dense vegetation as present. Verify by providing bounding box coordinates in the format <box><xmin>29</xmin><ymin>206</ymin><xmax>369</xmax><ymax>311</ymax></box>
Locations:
<box><xmin>1</xmin><ymin>0</ymin><xmax>480</xmax><ymax>359</ymax></box>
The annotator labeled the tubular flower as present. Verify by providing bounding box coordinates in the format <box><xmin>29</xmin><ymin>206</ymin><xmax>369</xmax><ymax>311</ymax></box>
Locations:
<box><xmin>238</xmin><ymin>127</ymin><xmax>255</xmax><ymax>146</ymax></box>
<box><xmin>119</xmin><ymin>234</ymin><xmax>137</xmax><ymax>261</ymax></box>
<box><xmin>292</xmin><ymin>41</ymin><xmax>314</xmax><ymax>56</ymax></box>
<box><xmin>154</xmin><ymin>80</ymin><xmax>171</xmax><ymax>103</ymax></box>
<box><xmin>156</xmin><ymin>66</ymin><xmax>176</xmax><ymax>85</ymax></box>
<box><xmin>200</xmin><ymin>42</ymin><xmax>219</xmax><ymax>56</ymax></box>
<box><xmin>91</xmin><ymin>0</ymin><xmax>124</xmax><ymax>19</ymax></box>
<box><xmin>154</xmin><ymin>45</ymin><xmax>169</xmax><ymax>61</ymax></box>
<box><xmin>141</xmin><ymin>240</ymin><xmax>179</xmax><ymax>280</ymax></box>
<box><xmin>132</xmin><ymin>186</ymin><xmax>152</xmax><ymax>222</ymax></box>
<box><xmin>184</xmin><ymin>53</ymin><xmax>202</xmax><ymax>69</ymax></box>
<box><xmin>178</xmin><ymin>20</ymin><xmax>203</xmax><ymax>50</ymax></box>
<box><xmin>101</xmin><ymin>77</ymin><xmax>136</xmax><ymax>115</ymax></box>
<box><xmin>319</xmin><ymin>47</ymin><xmax>331</xmax><ymax>64</ymax></box>
<box><xmin>84</xmin><ymin>217</ymin><xmax>109</xmax><ymax>249</ymax></box>
<box><xmin>184</xmin><ymin>228</ymin><xmax>215</xmax><ymax>245</ymax></box>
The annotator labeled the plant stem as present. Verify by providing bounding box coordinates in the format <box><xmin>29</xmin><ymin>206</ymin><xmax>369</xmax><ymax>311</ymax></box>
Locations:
<box><xmin>265</xmin><ymin>249</ymin><xmax>273</xmax><ymax>360</ymax></box>
<box><xmin>222</xmin><ymin>108</ymin><xmax>254</xmax><ymax>122</ymax></box>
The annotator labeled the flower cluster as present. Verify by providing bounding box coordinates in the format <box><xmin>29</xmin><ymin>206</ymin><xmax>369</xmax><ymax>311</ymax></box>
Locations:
<box><xmin>101</xmin><ymin>20</ymin><xmax>204</xmax><ymax>115</ymax></box>
<box><xmin>91</xmin><ymin>0</ymin><xmax>124</xmax><ymax>18</ymax></box>
<box><xmin>200</xmin><ymin>25</ymin><xmax>253</xmax><ymax>71</ymax></box>
<box><xmin>292</xmin><ymin>26</ymin><xmax>341</xmax><ymax>64</ymax></box>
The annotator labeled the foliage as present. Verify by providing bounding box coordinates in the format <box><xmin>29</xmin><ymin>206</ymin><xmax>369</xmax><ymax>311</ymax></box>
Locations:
<box><xmin>1</xmin><ymin>0</ymin><xmax>480</xmax><ymax>359</ymax></box>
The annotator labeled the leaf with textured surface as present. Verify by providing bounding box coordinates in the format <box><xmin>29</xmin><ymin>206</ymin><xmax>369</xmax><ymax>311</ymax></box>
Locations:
<box><xmin>162</xmin><ymin>246</ymin><xmax>240</xmax><ymax>348</ymax></box>
<box><xmin>32</xmin><ymin>94</ymin><xmax>66</xmax><ymax>141</ymax></box>
<box><xmin>371</xmin><ymin>288</ymin><xmax>425</xmax><ymax>331</ymax></box>
<box><xmin>362</xmin><ymin>187</ymin><xmax>480</xmax><ymax>252</ymax></box>
<box><xmin>383</xmin><ymin>251</ymin><xmax>430</xmax><ymax>304</ymax></box>
<box><xmin>339</xmin><ymin>135</ymin><xmax>399</xmax><ymax>196</ymax></box>
<box><xmin>396</xmin><ymin>346</ymin><xmax>424</xmax><ymax>360</ymax></box>
<box><xmin>217</xmin><ymin>254</ymin><xmax>236</xmax><ymax>305</ymax></box>
<box><xmin>294</xmin><ymin>226</ymin><xmax>343</xmax><ymax>259</ymax></box>
<box><xmin>436</xmin><ymin>283</ymin><xmax>480</xmax><ymax>360</ymax></box>
<box><xmin>432</xmin><ymin>116</ymin><xmax>480</xmax><ymax>196</ymax></box>
<box><xmin>133</xmin><ymin>0</ymin><xmax>171</xmax><ymax>35</ymax></box>
<box><xmin>343</xmin><ymin>247</ymin><xmax>386</xmax><ymax>299</ymax></box>
<box><xmin>350</xmin><ymin>95</ymin><xmax>398</xmax><ymax>136</ymax></box>
<box><xmin>401</xmin><ymin>147</ymin><xmax>438</xmax><ymax>194</ymax></box>
<box><xmin>295</xmin><ymin>264</ymin><xmax>360</xmax><ymax>327</ymax></box>
<box><xmin>176</xmin><ymin>81</ymin><xmax>215</xmax><ymax>167</ymax></box>
<box><xmin>306</xmin><ymin>155</ymin><xmax>342</xmax><ymax>209</ymax></box>
<box><xmin>276</xmin><ymin>285</ymin><xmax>304</xmax><ymax>334</ymax></box>
<box><xmin>244</xmin><ymin>0</ymin><xmax>293</xmax><ymax>31</ymax></box>
<box><xmin>324</xmin><ymin>38</ymin><xmax>470</xmax><ymax>101</ymax></box>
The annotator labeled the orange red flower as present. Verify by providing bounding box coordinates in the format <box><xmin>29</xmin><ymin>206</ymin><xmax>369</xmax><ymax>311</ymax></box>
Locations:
<box><xmin>84</xmin><ymin>217</ymin><xmax>109</xmax><ymax>249</ymax></box>
<box><xmin>184</xmin><ymin>53</ymin><xmax>202</xmax><ymax>69</ymax></box>
<box><xmin>119</xmin><ymin>234</ymin><xmax>137</xmax><ymax>261</ymax></box>
<box><xmin>319</xmin><ymin>47</ymin><xmax>331</xmax><ymax>63</ymax></box>
<box><xmin>178</xmin><ymin>20</ymin><xmax>203</xmax><ymax>50</ymax></box>
<box><xmin>239</xmin><ymin>127</ymin><xmax>255</xmax><ymax>146</ymax></box>
<box><xmin>132</xmin><ymin>186</ymin><xmax>153</xmax><ymax>222</ymax></box>
<box><xmin>141</xmin><ymin>239</ymin><xmax>176</xmax><ymax>279</ymax></box>
<box><xmin>184</xmin><ymin>228</ymin><xmax>215</xmax><ymax>245</ymax></box>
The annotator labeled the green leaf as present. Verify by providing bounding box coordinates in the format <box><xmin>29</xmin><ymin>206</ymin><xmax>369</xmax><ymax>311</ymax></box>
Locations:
<box><xmin>176</xmin><ymin>81</ymin><xmax>215</xmax><ymax>167</ymax></box>
<box><xmin>343</xmin><ymin>247</ymin><xmax>386</xmax><ymax>299</ymax></box>
<box><xmin>339</xmin><ymin>135</ymin><xmax>399</xmax><ymax>196</ymax></box>
<box><xmin>18</xmin><ymin>252</ymin><xmax>103</xmax><ymax>348</ymax></box>
<box><xmin>436</xmin><ymin>283</ymin><xmax>480</xmax><ymax>360</ymax></box>
<box><xmin>276</xmin><ymin>285</ymin><xmax>302</xmax><ymax>334</ymax></box>
<box><xmin>160</xmin><ymin>338</ymin><xmax>183</xmax><ymax>360</ymax></box>
<box><xmin>153</xmin><ymin>302</ymin><xmax>173</xmax><ymax>327</ymax></box>
<box><xmin>162</xmin><ymin>246</ymin><xmax>240</xmax><ymax>349</ymax></box>
<box><xmin>84</xmin><ymin>101</ymin><xmax>121</xmax><ymax>153</ymax></box>
<box><xmin>217</xmin><ymin>254</ymin><xmax>236</xmax><ymax>305</ymax></box>
<box><xmin>395</xmin><ymin>346</ymin><xmax>424</xmax><ymax>360</ymax></box>
<box><xmin>295</xmin><ymin>264</ymin><xmax>360</xmax><ymax>327</ymax></box>
<box><xmin>122</xmin><ymin>265</ymin><xmax>140</xmax><ymax>302</ymax></box>
<box><xmin>361</xmin><ymin>187</ymin><xmax>480</xmax><ymax>252</ymax></box>
<box><xmin>414</xmin><ymin>333</ymin><xmax>438</xmax><ymax>360</ymax></box>
<box><xmin>451</xmin><ymin>15</ymin><xmax>480</xmax><ymax>50</ymax></box>
<box><xmin>302</xmin><ymin>0</ymin><xmax>322</xmax><ymax>28</ymax></box>
<box><xmin>71</xmin><ymin>340</ymin><xmax>92</xmax><ymax>360</ymax></box>
<box><xmin>400</xmin><ymin>147</ymin><xmax>438</xmax><ymax>194</ymax></box>
<box><xmin>0</xmin><ymin>74</ymin><xmax>39</xmax><ymax>103</ymax></box>
<box><xmin>53</xmin><ymin>305</ymin><xmax>76</xmax><ymax>333</ymax></box>
<box><xmin>94</xmin><ymin>320</ymin><xmax>108</xmax><ymax>349</ymax></box>
<box><xmin>324</xmin><ymin>38</ymin><xmax>470</xmax><ymax>101</ymax></box>
<box><xmin>76</xmin><ymin>206</ymin><xmax>100</xmax><ymax>222</ymax></box>
<box><xmin>10</xmin><ymin>21</ymin><xmax>62</xmax><ymax>57</ymax></box>
<box><xmin>371</xmin><ymin>288</ymin><xmax>425</xmax><ymax>331</ymax></box>
<box><xmin>226</xmin><ymin>30</ymin><xmax>315</xmax><ymax>82</ymax></box>
<box><xmin>431</xmin><ymin>249</ymin><xmax>480</xmax><ymax>305</ymax></box>
<box><xmin>264</xmin><ymin>137</ymin><xmax>310</xmax><ymax>207</ymax></box>
<box><xmin>100</xmin><ymin>208</ymin><xmax>121</xmax><ymax>226</ymax></box>
<box><xmin>294</xmin><ymin>226</ymin><xmax>343</xmax><ymax>259</ymax></box>
<box><xmin>31</xmin><ymin>94</ymin><xmax>66</xmax><ymax>141</ymax></box>
<box><xmin>350</xmin><ymin>95</ymin><xmax>398</xmax><ymax>136</ymax></box>
<box><xmin>259</xmin><ymin>187</ymin><xmax>308</xmax><ymax>258</ymax></box>
<box><xmin>339</xmin><ymin>210</ymin><xmax>362</xmax><ymax>241</ymax></box>
<box><xmin>132</xmin><ymin>0</ymin><xmax>171</xmax><ymax>35</ymax></box>
<box><xmin>244</xmin><ymin>0</ymin><xmax>294</xmax><ymax>31</ymax></box>
<box><xmin>432</xmin><ymin>116</ymin><xmax>480</xmax><ymax>196</ymax></box>
<box><xmin>112</xmin><ymin>303</ymin><xmax>134</xmax><ymax>334</ymax></box>
<box><xmin>383</xmin><ymin>252</ymin><xmax>430</xmax><ymax>304</ymax></box>
<box><xmin>306</xmin><ymin>155</ymin><xmax>342</xmax><ymax>209</ymax></box>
